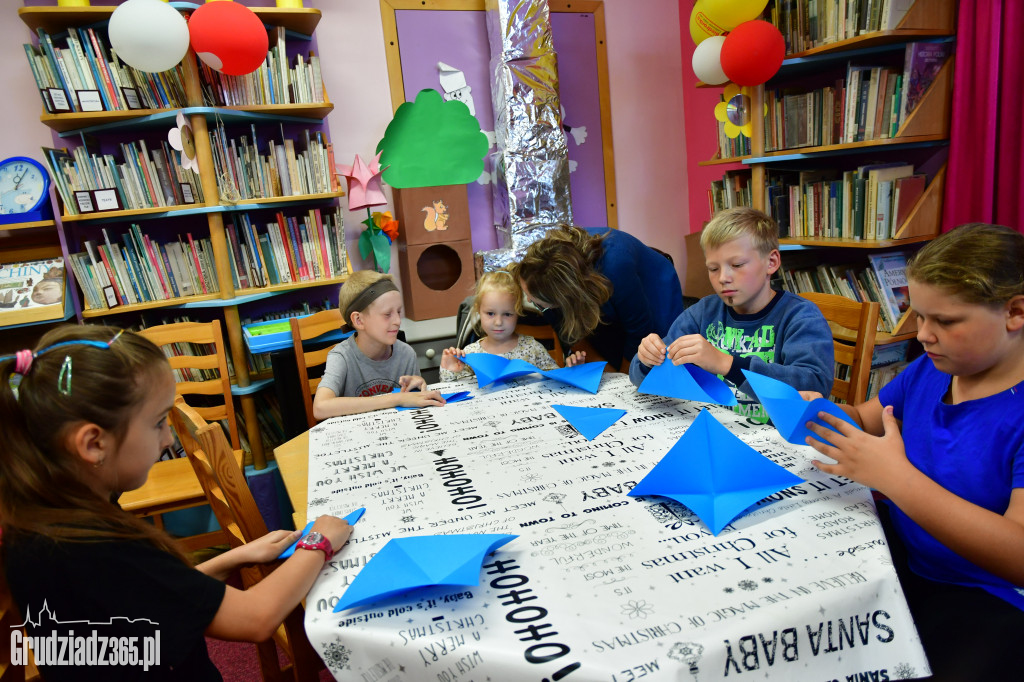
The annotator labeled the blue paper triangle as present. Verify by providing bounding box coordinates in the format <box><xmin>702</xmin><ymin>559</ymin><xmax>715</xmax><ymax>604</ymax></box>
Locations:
<box><xmin>637</xmin><ymin>360</ymin><xmax>737</xmax><ymax>405</ymax></box>
<box><xmin>551</xmin><ymin>404</ymin><xmax>626</xmax><ymax>440</ymax></box>
<box><xmin>333</xmin><ymin>534</ymin><xmax>517</xmax><ymax>612</ymax></box>
<box><xmin>395</xmin><ymin>390</ymin><xmax>473</xmax><ymax>410</ymax></box>
<box><xmin>628</xmin><ymin>410</ymin><xmax>803</xmax><ymax>534</ymax></box>
<box><xmin>462</xmin><ymin>354</ymin><xmax>540</xmax><ymax>387</ymax></box>
<box><xmin>740</xmin><ymin>370</ymin><xmax>860</xmax><ymax>445</ymax></box>
<box><xmin>540</xmin><ymin>362</ymin><xmax>607</xmax><ymax>393</ymax></box>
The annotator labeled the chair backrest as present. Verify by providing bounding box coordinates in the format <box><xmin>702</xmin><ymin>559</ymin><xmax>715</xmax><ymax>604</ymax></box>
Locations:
<box><xmin>516</xmin><ymin>322</ymin><xmax>565</xmax><ymax>366</ymax></box>
<box><xmin>289</xmin><ymin>309</ymin><xmax>343</xmax><ymax>429</ymax></box>
<box><xmin>139</xmin><ymin>320</ymin><xmax>240</xmax><ymax>449</ymax></box>
<box><xmin>170</xmin><ymin>396</ymin><xmax>324</xmax><ymax>680</ymax></box>
<box><xmin>799</xmin><ymin>292</ymin><xmax>880</xmax><ymax>404</ymax></box>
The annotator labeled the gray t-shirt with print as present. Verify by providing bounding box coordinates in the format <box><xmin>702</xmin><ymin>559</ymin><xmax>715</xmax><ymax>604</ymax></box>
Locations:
<box><xmin>319</xmin><ymin>335</ymin><xmax>420</xmax><ymax>398</ymax></box>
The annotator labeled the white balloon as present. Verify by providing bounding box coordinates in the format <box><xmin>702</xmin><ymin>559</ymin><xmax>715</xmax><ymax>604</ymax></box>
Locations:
<box><xmin>108</xmin><ymin>0</ymin><xmax>190</xmax><ymax>73</ymax></box>
<box><xmin>692</xmin><ymin>35</ymin><xmax>729</xmax><ymax>85</ymax></box>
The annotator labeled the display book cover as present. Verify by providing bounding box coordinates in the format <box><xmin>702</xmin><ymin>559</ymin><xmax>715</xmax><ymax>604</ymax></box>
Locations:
<box><xmin>0</xmin><ymin>256</ymin><xmax>68</xmax><ymax>327</ymax></box>
<box><xmin>866</xmin><ymin>250</ymin><xmax>910</xmax><ymax>332</ymax></box>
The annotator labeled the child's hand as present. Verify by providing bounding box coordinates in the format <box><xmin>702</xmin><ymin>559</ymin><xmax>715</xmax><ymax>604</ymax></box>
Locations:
<box><xmin>440</xmin><ymin>347</ymin><xmax>467</xmax><ymax>373</ymax></box>
<box><xmin>398</xmin><ymin>375</ymin><xmax>427</xmax><ymax>392</ymax></box>
<box><xmin>637</xmin><ymin>333</ymin><xmax>667</xmax><ymax>367</ymax></box>
<box><xmin>240</xmin><ymin>529</ymin><xmax>303</xmax><ymax>565</ymax></box>
<box><xmin>798</xmin><ymin>391</ymin><xmax>824</xmax><ymax>401</ymax></box>
<box><xmin>807</xmin><ymin>405</ymin><xmax>912</xmax><ymax>492</ymax></box>
<box><xmin>666</xmin><ymin>334</ymin><xmax>732</xmax><ymax>375</ymax></box>
<box><xmin>397</xmin><ymin>390</ymin><xmax>446</xmax><ymax>408</ymax></box>
<box><xmin>564</xmin><ymin>350</ymin><xmax>587</xmax><ymax>367</ymax></box>
<box><xmin>311</xmin><ymin>514</ymin><xmax>354</xmax><ymax>553</ymax></box>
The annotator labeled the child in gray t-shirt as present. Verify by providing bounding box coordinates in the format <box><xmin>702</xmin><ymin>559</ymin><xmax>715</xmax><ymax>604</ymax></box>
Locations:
<box><xmin>314</xmin><ymin>272</ymin><xmax>445</xmax><ymax>419</ymax></box>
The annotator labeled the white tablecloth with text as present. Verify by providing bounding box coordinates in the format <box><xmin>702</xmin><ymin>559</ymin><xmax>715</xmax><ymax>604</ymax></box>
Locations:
<box><xmin>303</xmin><ymin>373</ymin><xmax>929</xmax><ymax>681</ymax></box>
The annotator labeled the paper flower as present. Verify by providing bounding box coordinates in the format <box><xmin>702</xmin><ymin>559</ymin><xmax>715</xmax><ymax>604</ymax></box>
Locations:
<box><xmin>168</xmin><ymin>111</ymin><xmax>199</xmax><ymax>174</ymax></box>
<box><xmin>359</xmin><ymin>211</ymin><xmax>399</xmax><ymax>273</ymax></box>
<box><xmin>714</xmin><ymin>83</ymin><xmax>755</xmax><ymax>139</ymax></box>
<box><xmin>338</xmin><ymin>152</ymin><xmax>388</xmax><ymax>211</ymax></box>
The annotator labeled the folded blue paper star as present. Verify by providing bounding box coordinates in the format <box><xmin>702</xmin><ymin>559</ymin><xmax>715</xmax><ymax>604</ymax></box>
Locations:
<box><xmin>551</xmin><ymin>404</ymin><xmax>626</xmax><ymax>440</ymax></box>
<box><xmin>638</xmin><ymin>360</ymin><xmax>737</xmax><ymax>405</ymax></box>
<box><xmin>333</xmin><ymin>534</ymin><xmax>517</xmax><ymax>612</ymax></box>
<box><xmin>628</xmin><ymin>410</ymin><xmax>803</xmax><ymax>534</ymax></box>
<box><xmin>740</xmin><ymin>369</ymin><xmax>860</xmax><ymax>445</ymax></box>
<box><xmin>462</xmin><ymin>354</ymin><xmax>606</xmax><ymax>393</ymax></box>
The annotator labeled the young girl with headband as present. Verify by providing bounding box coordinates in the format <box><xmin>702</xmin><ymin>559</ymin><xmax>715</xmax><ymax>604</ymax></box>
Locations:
<box><xmin>441</xmin><ymin>269</ymin><xmax>586</xmax><ymax>381</ymax></box>
<box><xmin>315</xmin><ymin>271</ymin><xmax>445</xmax><ymax>418</ymax></box>
<box><xmin>0</xmin><ymin>325</ymin><xmax>352</xmax><ymax>680</ymax></box>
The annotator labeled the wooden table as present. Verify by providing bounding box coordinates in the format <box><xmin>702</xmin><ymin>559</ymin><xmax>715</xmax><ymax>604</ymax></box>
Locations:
<box><xmin>275</xmin><ymin>431</ymin><xmax>309</xmax><ymax>528</ymax></box>
<box><xmin>284</xmin><ymin>374</ymin><xmax>931</xmax><ymax>681</ymax></box>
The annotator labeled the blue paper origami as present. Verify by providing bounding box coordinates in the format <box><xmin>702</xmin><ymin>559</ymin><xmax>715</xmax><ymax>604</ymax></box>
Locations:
<box><xmin>395</xmin><ymin>390</ymin><xmax>473</xmax><ymax>410</ymax></box>
<box><xmin>462</xmin><ymin>354</ymin><xmax>539</xmax><ymax>387</ymax></box>
<box><xmin>740</xmin><ymin>369</ymin><xmax>860</xmax><ymax>445</ymax></box>
<box><xmin>551</xmin><ymin>404</ymin><xmax>626</xmax><ymax>440</ymax></box>
<box><xmin>541</xmin><ymin>361</ymin><xmax>606</xmax><ymax>393</ymax></box>
<box><xmin>628</xmin><ymin>410</ymin><xmax>803</xmax><ymax>534</ymax></box>
<box><xmin>462</xmin><ymin>354</ymin><xmax>606</xmax><ymax>393</ymax></box>
<box><xmin>279</xmin><ymin>507</ymin><xmax>367</xmax><ymax>559</ymax></box>
<box><xmin>637</xmin><ymin>359</ymin><xmax>738</xmax><ymax>406</ymax></box>
<box><xmin>333</xmin><ymin>534</ymin><xmax>517</xmax><ymax>612</ymax></box>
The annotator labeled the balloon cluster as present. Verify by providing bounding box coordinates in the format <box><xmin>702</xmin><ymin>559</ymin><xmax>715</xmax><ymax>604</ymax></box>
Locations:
<box><xmin>108</xmin><ymin>0</ymin><xmax>269</xmax><ymax>76</ymax></box>
<box><xmin>689</xmin><ymin>0</ymin><xmax>785</xmax><ymax>87</ymax></box>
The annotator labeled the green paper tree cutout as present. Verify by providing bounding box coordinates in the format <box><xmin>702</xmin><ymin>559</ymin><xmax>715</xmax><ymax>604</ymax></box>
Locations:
<box><xmin>376</xmin><ymin>89</ymin><xmax>489</xmax><ymax>189</ymax></box>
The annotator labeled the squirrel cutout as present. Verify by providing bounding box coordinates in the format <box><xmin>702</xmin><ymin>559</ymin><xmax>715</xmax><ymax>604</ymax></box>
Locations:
<box><xmin>421</xmin><ymin>199</ymin><xmax>449</xmax><ymax>232</ymax></box>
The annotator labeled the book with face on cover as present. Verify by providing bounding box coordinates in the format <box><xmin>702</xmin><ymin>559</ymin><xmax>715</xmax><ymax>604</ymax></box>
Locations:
<box><xmin>0</xmin><ymin>257</ymin><xmax>67</xmax><ymax>325</ymax></box>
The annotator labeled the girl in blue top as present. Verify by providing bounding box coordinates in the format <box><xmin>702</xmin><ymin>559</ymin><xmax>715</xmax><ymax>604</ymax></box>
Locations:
<box><xmin>806</xmin><ymin>223</ymin><xmax>1024</xmax><ymax>681</ymax></box>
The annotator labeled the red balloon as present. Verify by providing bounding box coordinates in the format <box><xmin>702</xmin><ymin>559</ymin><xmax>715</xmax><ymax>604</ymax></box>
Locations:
<box><xmin>189</xmin><ymin>2</ymin><xmax>269</xmax><ymax>77</ymax></box>
<box><xmin>720</xmin><ymin>20</ymin><xmax>786</xmax><ymax>87</ymax></box>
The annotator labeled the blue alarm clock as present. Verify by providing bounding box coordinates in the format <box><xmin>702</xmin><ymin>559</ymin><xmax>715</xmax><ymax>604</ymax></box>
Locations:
<box><xmin>0</xmin><ymin>156</ymin><xmax>52</xmax><ymax>224</ymax></box>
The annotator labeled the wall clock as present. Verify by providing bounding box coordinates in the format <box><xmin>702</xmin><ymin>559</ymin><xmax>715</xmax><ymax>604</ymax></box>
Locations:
<box><xmin>0</xmin><ymin>156</ymin><xmax>53</xmax><ymax>225</ymax></box>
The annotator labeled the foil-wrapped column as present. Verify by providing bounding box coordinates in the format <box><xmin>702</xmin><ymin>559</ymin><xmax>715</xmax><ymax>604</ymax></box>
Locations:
<box><xmin>478</xmin><ymin>0</ymin><xmax>573</xmax><ymax>271</ymax></box>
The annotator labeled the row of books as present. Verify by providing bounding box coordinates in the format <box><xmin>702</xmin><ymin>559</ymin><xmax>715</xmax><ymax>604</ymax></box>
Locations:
<box><xmin>24</xmin><ymin>28</ymin><xmax>188</xmax><ymax>114</ymax></box>
<box><xmin>198</xmin><ymin>27</ymin><xmax>325</xmax><ymax>107</ymax></box>
<box><xmin>225</xmin><ymin>208</ymin><xmax>349</xmax><ymax>290</ymax></box>
<box><xmin>764</xmin><ymin>162</ymin><xmax>926</xmax><ymax>240</ymax></box>
<box><xmin>68</xmin><ymin>226</ymin><xmax>220</xmax><ymax>311</ymax></box>
<box><xmin>44</xmin><ymin>142</ymin><xmax>204</xmax><ymax>217</ymax></box>
<box><xmin>770</xmin><ymin>0</ymin><xmax>920</xmax><ymax>54</ymax></box>
<box><xmin>708</xmin><ymin>170</ymin><xmax>753</xmax><ymax>216</ymax></box>
<box><xmin>210</xmin><ymin>123</ymin><xmax>338</xmax><ymax>200</ymax></box>
<box><xmin>240</xmin><ymin>299</ymin><xmax>334</xmax><ymax>375</ymax></box>
<box><xmin>831</xmin><ymin>339</ymin><xmax>910</xmax><ymax>402</ymax></box>
<box><xmin>714</xmin><ymin>119</ymin><xmax>752</xmax><ymax>160</ymax></box>
<box><xmin>779</xmin><ymin>250</ymin><xmax>911</xmax><ymax>332</ymax></box>
<box><xmin>764</xmin><ymin>42</ymin><xmax>949</xmax><ymax>151</ymax></box>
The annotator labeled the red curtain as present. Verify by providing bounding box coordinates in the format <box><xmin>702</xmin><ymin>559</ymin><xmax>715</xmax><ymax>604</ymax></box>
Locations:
<box><xmin>943</xmin><ymin>0</ymin><xmax>1024</xmax><ymax>232</ymax></box>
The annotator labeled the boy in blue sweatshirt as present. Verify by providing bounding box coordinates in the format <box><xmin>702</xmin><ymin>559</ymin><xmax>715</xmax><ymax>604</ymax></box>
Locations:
<box><xmin>629</xmin><ymin>207</ymin><xmax>834</xmax><ymax>422</ymax></box>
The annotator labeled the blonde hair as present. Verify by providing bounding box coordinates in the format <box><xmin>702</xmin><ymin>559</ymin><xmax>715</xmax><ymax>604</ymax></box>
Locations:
<box><xmin>700</xmin><ymin>207</ymin><xmax>779</xmax><ymax>256</ymax></box>
<box><xmin>472</xmin><ymin>269</ymin><xmax>523</xmax><ymax>335</ymax></box>
<box><xmin>338</xmin><ymin>271</ymin><xmax>396</xmax><ymax>330</ymax></box>
<box><xmin>0</xmin><ymin>325</ymin><xmax>188</xmax><ymax>563</ymax></box>
<box><xmin>906</xmin><ymin>223</ymin><xmax>1024</xmax><ymax>306</ymax></box>
<box><xmin>508</xmin><ymin>226</ymin><xmax>612</xmax><ymax>344</ymax></box>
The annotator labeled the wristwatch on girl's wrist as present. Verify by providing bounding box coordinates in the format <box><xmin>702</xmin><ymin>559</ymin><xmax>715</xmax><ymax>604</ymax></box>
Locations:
<box><xmin>296</xmin><ymin>531</ymin><xmax>334</xmax><ymax>560</ymax></box>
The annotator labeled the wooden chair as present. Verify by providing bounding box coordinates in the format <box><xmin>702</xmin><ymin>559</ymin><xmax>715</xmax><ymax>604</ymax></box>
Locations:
<box><xmin>289</xmin><ymin>309</ymin><xmax>343</xmax><ymax>430</ymax></box>
<box><xmin>118</xmin><ymin>320</ymin><xmax>242</xmax><ymax>551</ymax></box>
<box><xmin>799</xmin><ymin>292</ymin><xmax>880</xmax><ymax>405</ymax></box>
<box><xmin>171</xmin><ymin>396</ymin><xmax>324</xmax><ymax>682</ymax></box>
<box><xmin>515</xmin><ymin>322</ymin><xmax>565</xmax><ymax>366</ymax></box>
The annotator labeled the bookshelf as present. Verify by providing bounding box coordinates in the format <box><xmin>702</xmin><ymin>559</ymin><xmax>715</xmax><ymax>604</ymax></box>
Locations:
<box><xmin>701</xmin><ymin>0</ymin><xmax>955</xmax><ymax>363</ymax></box>
<box><xmin>19</xmin><ymin>3</ymin><xmax>350</xmax><ymax>468</ymax></box>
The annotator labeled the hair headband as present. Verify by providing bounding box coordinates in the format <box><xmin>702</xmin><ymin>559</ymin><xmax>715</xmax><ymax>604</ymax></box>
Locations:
<box><xmin>344</xmin><ymin>280</ymin><xmax>399</xmax><ymax>330</ymax></box>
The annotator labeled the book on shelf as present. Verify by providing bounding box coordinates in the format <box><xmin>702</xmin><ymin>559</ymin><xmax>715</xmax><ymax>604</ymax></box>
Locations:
<box><xmin>0</xmin><ymin>257</ymin><xmax>66</xmax><ymax>326</ymax></box>
<box><xmin>892</xmin><ymin>174</ymin><xmax>927</xmax><ymax>228</ymax></box>
<box><xmin>860</xmin><ymin>163</ymin><xmax>913</xmax><ymax>240</ymax></box>
<box><xmin>900</xmin><ymin>41</ymin><xmax>953</xmax><ymax>124</ymax></box>
<box><xmin>867</xmin><ymin>251</ymin><xmax>911</xmax><ymax>332</ymax></box>
<box><xmin>70</xmin><ymin>228</ymin><xmax>219</xmax><ymax>311</ymax></box>
<box><xmin>770</xmin><ymin>1</ymin><xmax>923</xmax><ymax>54</ymax></box>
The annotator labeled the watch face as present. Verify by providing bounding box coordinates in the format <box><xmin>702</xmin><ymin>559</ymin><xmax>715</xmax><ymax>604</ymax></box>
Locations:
<box><xmin>0</xmin><ymin>160</ymin><xmax>47</xmax><ymax>215</ymax></box>
<box><xmin>304</xmin><ymin>531</ymin><xmax>325</xmax><ymax>544</ymax></box>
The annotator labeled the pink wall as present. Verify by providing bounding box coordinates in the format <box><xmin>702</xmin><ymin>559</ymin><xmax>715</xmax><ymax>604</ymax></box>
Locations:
<box><xmin>2</xmin><ymin>0</ymin><xmax>691</xmax><ymax>286</ymax></box>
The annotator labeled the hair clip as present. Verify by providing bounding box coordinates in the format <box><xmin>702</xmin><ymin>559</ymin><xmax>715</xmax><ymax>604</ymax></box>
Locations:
<box><xmin>58</xmin><ymin>355</ymin><xmax>73</xmax><ymax>397</ymax></box>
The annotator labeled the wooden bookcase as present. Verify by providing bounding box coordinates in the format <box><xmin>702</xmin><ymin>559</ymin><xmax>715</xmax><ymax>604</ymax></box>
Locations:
<box><xmin>702</xmin><ymin>0</ymin><xmax>955</xmax><ymax>351</ymax></box>
<box><xmin>18</xmin><ymin>3</ymin><xmax>349</xmax><ymax>468</ymax></box>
